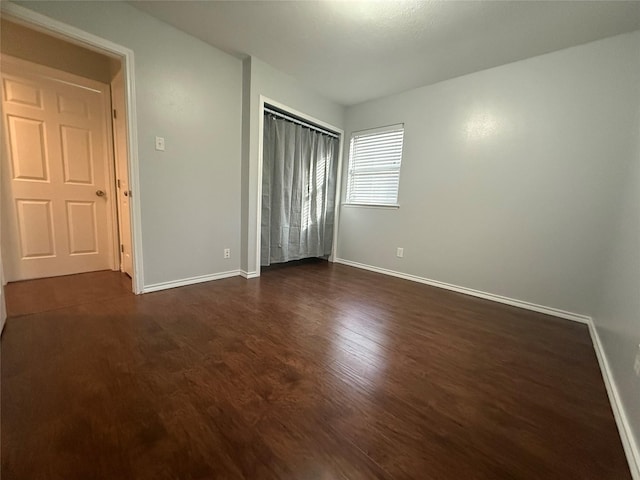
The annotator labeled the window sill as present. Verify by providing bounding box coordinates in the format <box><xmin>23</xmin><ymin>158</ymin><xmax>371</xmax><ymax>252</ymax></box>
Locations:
<box><xmin>342</xmin><ymin>203</ymin><xmax>400</xmax><ymax>209</ymax></box>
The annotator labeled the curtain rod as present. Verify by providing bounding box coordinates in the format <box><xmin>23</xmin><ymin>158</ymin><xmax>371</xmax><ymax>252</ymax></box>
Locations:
<box><xmin>264</xmin><ymin>107</ymin><xmax>339</xmax><ymax>139</ymax></box>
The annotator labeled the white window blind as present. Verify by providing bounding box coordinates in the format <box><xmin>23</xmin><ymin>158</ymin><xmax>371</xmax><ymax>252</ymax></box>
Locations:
<box><xmin>346</xmin><ymin>125</ymin><xmax>404</xmax><ymax>206</ymax></box>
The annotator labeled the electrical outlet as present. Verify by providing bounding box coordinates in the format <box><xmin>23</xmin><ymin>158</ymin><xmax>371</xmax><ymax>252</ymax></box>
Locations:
<box><xmin>634</xmin><ymin>345</ymin><xmax>640</xmax><ymax>377</ymax></box>
<box><xmin>155</xmin><ymin>136</ymin><xmax>165</xmax><ymax>151</ymax></box>
<box><xmin>396</xmin><ymin>247</ymin><xmax>404</xmax><ymax>258</ymax></box>
<box><xmin>223</xmin><ymin>248</ymin><xmax>230</xmax><ymax>259</ymax></box>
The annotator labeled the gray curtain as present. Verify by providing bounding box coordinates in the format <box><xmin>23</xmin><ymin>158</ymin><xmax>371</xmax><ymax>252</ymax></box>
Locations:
<box><xmin>261</xmin><ymin>113</ymin><xmax>339</xmax><ymax>266</ymax></box>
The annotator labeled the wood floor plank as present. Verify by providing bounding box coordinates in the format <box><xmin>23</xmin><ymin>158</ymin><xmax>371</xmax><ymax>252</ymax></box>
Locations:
<box><xmin>1</xmin><ymin>262</ymin><xmax>631</xmax><ymax>479</ymax></box>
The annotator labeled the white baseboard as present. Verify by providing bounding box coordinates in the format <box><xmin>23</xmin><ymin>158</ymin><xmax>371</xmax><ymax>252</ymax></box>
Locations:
<box><xmin>0</xmin><ymin>289</ymin><xmax>6</xmax><ymax>336</ymax></box>
<box><xmin>143</xmin><ymin>270</ymin><xmax>241</xmax><ymax>293</ymax></box>
<box><xmin>588</xmin><ymin>320</ymin><xmax>640</xmax><ymax>480</ymax></box>
<box><xmin>240</xmin><ymin>270</ymin><xmax>259</xmax><ymax>279</ymax></box>
<box><xmin>334</xmin><ymin>258</ymin><xmax>590</xmax><ymax>323</ymax></box>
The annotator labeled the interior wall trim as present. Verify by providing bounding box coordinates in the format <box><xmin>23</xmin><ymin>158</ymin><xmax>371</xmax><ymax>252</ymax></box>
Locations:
<box><xmin>240</xmin><ymin>270</ymin><xmax>259</xmax><ymax>279</ymax></box>
<box><xmin>143</xmin><ymin>270</ymin><xmax>241</xmax><ymax>293</ymax></box>
<box><xmin>588</xmin><ymin>320</ymin><xmax>640</xmax><ymax>480</ymax></box>
<box><xmin>334</xmin><ymin>258</ymin><xmax>590</xmax><ymax>323</ymax></box>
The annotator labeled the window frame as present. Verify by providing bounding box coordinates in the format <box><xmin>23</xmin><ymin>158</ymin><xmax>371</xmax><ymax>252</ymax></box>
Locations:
<box><xmin>344</xmin><ymin>124</ymin><xmax>404</xmax><ymax>208</ymax></box>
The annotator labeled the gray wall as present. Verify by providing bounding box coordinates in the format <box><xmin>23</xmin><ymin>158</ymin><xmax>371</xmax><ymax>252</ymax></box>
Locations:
<box><xmin>593</xmin><ymin>78</ymin><xmax>640</xmax><ymax>456</ymax></box>
<box><xmin>16</xmin><ymin>1</ymin><xmax>243</xmax><ymax>287</ymax></box>
<box><xmin>241</xmin><ymin>56</ymin><xmax>344</xmax><ymax>274</ymax></box>
<box><xmin>339</xmin><ymin>31</ymin><xmax>640</xmax><ymax>317</ymax></box>
<box><xmin>1</xmin><ymin>19</ymin><xmax>112</xmax><ymax>83</ymax></box>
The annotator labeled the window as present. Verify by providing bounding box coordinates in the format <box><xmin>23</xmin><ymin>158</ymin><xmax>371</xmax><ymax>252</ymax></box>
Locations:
<box><xmin>346</xmin><ymin>124</ymin><xmax>404</xmax><ymax>206</ymax></box>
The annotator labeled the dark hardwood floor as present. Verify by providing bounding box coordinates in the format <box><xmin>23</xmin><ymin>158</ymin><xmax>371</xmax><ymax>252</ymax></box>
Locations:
<box><xmin>4</xmin><ymin>269</ymin><xmax>132</xmax><ymax>317</ymax></box>
<box><xmin>1</xmin><ymin>262</ymin><xmax>630</xmax><ymax>479</ymax></box>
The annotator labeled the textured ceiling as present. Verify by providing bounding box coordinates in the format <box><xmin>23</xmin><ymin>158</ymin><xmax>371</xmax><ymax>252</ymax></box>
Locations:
<box><xmin>130</xmin><ymin>1</ymin><xmax>640</xmax><ymax>106</ymax></box>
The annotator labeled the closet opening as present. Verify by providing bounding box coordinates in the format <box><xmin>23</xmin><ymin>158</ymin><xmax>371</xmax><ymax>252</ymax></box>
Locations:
<box><xmin>258</xmin><ymin>102</ymin><xmax>343</xmax><ymax>272</ymax></box>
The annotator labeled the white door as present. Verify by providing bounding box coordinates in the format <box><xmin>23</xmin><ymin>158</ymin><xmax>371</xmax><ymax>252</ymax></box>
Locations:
<box><xmin>111</xmin><ymin>68</ymin><xmax>133</xmax><ymax>277</ymax></box>
<box><xmin>1</xmin><ymin>57</ymin><xmax>117</xmax><ymax>281</ymax></box>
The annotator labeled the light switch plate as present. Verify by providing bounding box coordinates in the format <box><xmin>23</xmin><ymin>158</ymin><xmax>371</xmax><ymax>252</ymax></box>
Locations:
<box><xmin>155</xmin><ymin>136</ymin><xmax>165</xmax><ymax>151</ymax></box>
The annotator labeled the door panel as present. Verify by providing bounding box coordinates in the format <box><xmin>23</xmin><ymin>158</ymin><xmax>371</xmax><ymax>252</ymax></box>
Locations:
<box><xmin>61</xmin><ymin>125</ymin><xmax>94</xmax><ymax>184</ymax></box>
<box><xmin>66</xmin><ymin>201</ymin><xmax>98</xmax><ymax>255</ymax></box>
<box><xmin>3</xmin><ymin>77</ymin><xmax>42</xmax><ymax>108</ymax></box>
<box><xmin>7</xmin><ymin>115</ymin><xmax>48</xmax><ymax>181</ymax></box>
<box><xmin>16</xmin><ymin>199</ymin><xmax>55</xmax><ymax>258</ymax></box>
<box><xmin>57</xmin><ymin>93</ymin><xmax>88</xmax><ymax>118</ymax></box>
<box><xmin>1</xmin><ymin>58</ymin><xmax>116</xmax><ymax>281</ymax></box>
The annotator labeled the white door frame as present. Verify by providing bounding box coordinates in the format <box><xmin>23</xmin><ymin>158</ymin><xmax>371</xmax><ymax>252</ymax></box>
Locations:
<box><xmin>1</xmin><ymin>2</ymin><xmax>144</xmax><ymax>293</ymax></box>
<box><xmin>256</xmin><ymin>96</ymin><xmax>344</xmax><ymax>276</ymax></box>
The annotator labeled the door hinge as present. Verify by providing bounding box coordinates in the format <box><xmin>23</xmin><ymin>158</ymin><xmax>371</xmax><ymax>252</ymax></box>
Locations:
<box><xmin>113</xmin><ymin>109</ymin><xmax>117</xmax><ymax>119</ymax></box>
<box><xmin>120</xmin><ymin>244</ymin><xmax>124</xmax><ymax>253</ymax></box>
<box><xmin>117</xmin><ymin>179</ymin><xmax>121</xmax><ymax>189</ymax></box>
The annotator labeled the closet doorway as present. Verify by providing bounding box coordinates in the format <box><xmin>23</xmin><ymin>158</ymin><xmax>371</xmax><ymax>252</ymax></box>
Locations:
<box><xmin>258</xmin><ymin>101</ymin><xmax>343</xmax><ymax>271</ymax></box>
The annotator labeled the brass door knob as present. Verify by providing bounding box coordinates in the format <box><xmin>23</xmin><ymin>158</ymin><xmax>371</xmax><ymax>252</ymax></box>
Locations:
<box><xmin>96</xmin><ymin>190</ymin><xmax>106</xmax><ymax>197</ymax></box>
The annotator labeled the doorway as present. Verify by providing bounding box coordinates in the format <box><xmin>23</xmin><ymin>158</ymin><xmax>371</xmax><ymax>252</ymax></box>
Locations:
<box><xmin>260</xmin><ymin>105</ymin><xmax>340</xmax><ymax>267</ymax></box>
<box><xmin>0</xmin><ymin>17</ymin><xmax>137</xmax><ymax>290</ymax></box>
<box><xmin>255</xmin><ymin>97</ymin><xmax>344</xmax><ymax>276</ymax></box>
